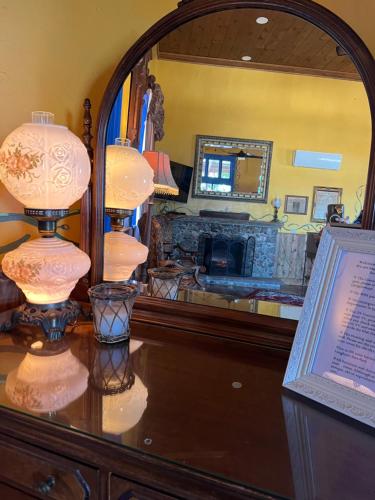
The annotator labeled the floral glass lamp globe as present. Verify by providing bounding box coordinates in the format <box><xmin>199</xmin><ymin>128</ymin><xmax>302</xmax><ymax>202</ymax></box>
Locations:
<box><xmin>0</xmin><ymin>111</ymin><xmax>91</xmax><ymax>340</ymax></box>
<box><xmin>105</xmin><ymin>138</ymin><xmax>154</xmax><ymax>229</ymax></box>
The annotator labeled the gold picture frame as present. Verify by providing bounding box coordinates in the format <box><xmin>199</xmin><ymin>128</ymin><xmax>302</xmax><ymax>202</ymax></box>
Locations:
<box><xmin>311</xmin><ymin>186</ymin><xmax>342</xmax><ymax>222</ymax></box>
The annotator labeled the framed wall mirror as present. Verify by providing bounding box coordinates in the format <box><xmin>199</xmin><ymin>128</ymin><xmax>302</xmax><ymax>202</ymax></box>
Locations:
<box><xmin>90</xmin><ymin>0</ymin><xmax>375</xmax><ymax>342</ymax></box>
<box><xmin>192</xmin><ymin>135</ymin><xmax>272</xmax><ymax>202</ymax></box>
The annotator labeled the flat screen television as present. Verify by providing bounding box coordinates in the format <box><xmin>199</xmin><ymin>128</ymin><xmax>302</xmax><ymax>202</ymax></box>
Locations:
<box><xmin>155</xmin><ymin>161</ymin><xmax>193</xmax><ymax>204</ymax></box>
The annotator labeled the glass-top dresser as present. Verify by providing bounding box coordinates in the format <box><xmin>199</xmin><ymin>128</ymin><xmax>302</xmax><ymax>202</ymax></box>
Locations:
<box><xmin>0</xmin><ymin>321</ymin><xmax>374</xmax><ymax>499</ymax></box>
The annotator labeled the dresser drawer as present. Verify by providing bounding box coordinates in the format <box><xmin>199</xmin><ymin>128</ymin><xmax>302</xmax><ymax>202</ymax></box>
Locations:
<box><xmin>0</xmin><ymin>438</ymin><xmax>98</xmax><ymax>499</ymax></box>
<box><xmin>110</xmin><ymin>475</ymin><xmax>178</xmax><ymax>500</ymax></box>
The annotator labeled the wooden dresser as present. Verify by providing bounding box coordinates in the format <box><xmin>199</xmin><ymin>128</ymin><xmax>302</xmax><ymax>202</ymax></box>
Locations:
<box><xmin>0</xmin><ymin>321</ymin><xmax>374</xmax><ymax>499</ymax></box>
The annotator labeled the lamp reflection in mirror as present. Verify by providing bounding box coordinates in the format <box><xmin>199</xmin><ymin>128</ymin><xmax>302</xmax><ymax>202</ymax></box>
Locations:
<box><xmin>105</xmin><ymin>138</ymin><xmax>154</xmax><ymax>212</ymax></box>
<box><xmin>104</xmin><ymin>138</ymin><xmax>153</xmax><ymax>282</ymax></box>
<box><xmin>5</xmin><ymin>347</ymin><xmax>89</xmax><ymax>413</ymax></box>
<box><xmin>143</xmin><ymin>151</ymin><xmax>179</xmax><ymax>196</ymax></box>
<box><xmin>104</xmin><ymin>232</ymin><xmax>148</xmax><ymax>282</ymax></box>
<box><xmin>0</xmin><ymin>111</ymin><xmax>91</xmax><ymax>339</ymax></box>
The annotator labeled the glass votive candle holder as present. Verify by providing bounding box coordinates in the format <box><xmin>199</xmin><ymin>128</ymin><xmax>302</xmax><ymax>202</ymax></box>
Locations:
<box><xmin>88</xmin><ymin>283</ymin><xmax>139</xmax><ymax>343</ymax></box>
<box><xmin>147</xmin><ymin>267</ymin><xmax>185</xmax><ymax>300</ymax></box>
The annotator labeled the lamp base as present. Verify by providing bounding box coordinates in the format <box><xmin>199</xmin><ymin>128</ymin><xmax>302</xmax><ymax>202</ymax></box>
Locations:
<box><xmin>105</xmin><ymin>208</ymin><xmax>134</xmax><ymax>232</ymax></box>
<box><xmin>8</xmin><ymin>300</ymin><xmax>81</xmax><ymax>341</ymax></box>
<box><xmin>24</xmin><ymin>208</ymin><xmax>69</xmax><ymax>237</ymax></box>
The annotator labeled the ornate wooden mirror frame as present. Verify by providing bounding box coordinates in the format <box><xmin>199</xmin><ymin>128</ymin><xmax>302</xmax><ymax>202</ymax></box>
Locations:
<box><xmin>88</xmin><ymin>0</ymin><xmax>375</xmax><ymax>348</ymax></box>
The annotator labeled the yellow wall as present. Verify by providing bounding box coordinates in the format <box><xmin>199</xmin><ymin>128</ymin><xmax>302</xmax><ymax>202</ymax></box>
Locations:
<box><xmin>0</xmin><ymin>0</ymin><xmax>374</xmax><ymax>254</ymax></box>
<box><xmin>150</xmin><ymin>59</ymin><xmax>371</xmax><ymax>228</ymax></box>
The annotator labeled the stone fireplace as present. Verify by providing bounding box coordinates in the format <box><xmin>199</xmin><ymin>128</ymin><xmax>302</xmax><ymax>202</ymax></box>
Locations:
<box><xmin>172</xmin><ymin>216</ymin><xmax>281</xmax><ymax>279</ymax></box>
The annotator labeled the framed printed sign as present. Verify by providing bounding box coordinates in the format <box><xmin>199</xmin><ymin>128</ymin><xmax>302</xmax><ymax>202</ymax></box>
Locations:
<box><xmin>311</xmin><ymin>186</ymin><xmax>342</xmax><ymax>222</ymax></box>
<box><xmin>283</xmin><ymin>226</ymin><xmax>375</xmax><ymax>428</ymax></box>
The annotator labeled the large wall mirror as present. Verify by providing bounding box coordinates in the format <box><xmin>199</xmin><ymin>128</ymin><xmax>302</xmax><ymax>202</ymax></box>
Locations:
<box><xmin>92</xmin><ymin>0</ymin><xmax>375</xmax><ymax>335</ymax></box>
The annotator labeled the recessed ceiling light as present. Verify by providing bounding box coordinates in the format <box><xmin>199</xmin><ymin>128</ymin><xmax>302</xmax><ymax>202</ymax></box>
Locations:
<box><xmin>241</xmin><ymin>55</ymin><xmax>252</xmax><ymax>61</ymax></box>
<box><xmin>256</xmin><ymin>16</ymin><xmax>269</xmax><ymax>24</ymax></box>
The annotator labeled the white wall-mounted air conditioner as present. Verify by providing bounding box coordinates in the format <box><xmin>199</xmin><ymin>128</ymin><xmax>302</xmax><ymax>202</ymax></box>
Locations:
<box><xmin>293</xmin><ymin>150</ymin><xmax>342</xmax><ymax>170</ymax></box>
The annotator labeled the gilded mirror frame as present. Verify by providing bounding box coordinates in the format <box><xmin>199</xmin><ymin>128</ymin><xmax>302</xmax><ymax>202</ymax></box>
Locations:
<box><xmin>192</xmin><ymin>135</ymin><xmax>273</xmax><ymax>202</ymax></box>
<box><xmin>90</xmin><ymin>0</ymin><xmax>375</xmax><ymax>344</ymax></box>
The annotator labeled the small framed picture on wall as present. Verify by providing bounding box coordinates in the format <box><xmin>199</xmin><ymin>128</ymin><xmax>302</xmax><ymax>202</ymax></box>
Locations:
<box><xmin>284</xmin><ymin>195</ymin><xmax>308</xmax><ymax>215</ymax></box>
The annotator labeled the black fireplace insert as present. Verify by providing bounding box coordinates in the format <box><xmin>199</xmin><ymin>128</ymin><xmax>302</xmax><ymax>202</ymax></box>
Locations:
<box><xmin>198</xmin><ymin>233</ymin><xmax>255</xmax><ymax>276</ymax></box>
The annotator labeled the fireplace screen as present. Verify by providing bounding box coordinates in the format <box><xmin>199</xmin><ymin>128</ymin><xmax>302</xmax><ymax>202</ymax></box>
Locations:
<box><xmin>198</xmin><ymin>234</ymin><xmax>255</xmax><ymax>277</ymax></box>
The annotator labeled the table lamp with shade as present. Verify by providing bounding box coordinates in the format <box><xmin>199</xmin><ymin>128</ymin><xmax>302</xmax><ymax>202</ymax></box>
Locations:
<box><xmin>143</xmin><ymin>151</ymin><xmax>179</xmax><ymax>196</ymax></box>
<box><xmin>0</xmin><ymin>111</ymin><xmax>91</xmax><ymax>340</ymax></box>
<box><xmin>103</xmin><ymin>138</ymin><xmax>154</xmax><ymax>282</ymax></box>
<box><xmin>141</xmin><ymin>151</ymin><xmax>180</xmax><ymax>283</ymax></box>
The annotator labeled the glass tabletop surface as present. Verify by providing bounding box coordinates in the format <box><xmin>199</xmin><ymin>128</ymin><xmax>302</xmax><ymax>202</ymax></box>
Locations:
<box><xmin>1</xmin><ymin>322</ymin><xmax>375</xmax><ymax>499</ymax></box>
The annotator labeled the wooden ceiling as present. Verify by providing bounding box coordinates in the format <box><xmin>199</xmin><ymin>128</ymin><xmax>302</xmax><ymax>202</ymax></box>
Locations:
<box><xmin>158</xmin><ymin>9</ymin><xmax>360</xmax><ymax>80</ymax></box>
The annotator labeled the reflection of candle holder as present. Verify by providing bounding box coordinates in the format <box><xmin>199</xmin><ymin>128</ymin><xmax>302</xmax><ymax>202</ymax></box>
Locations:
<box><xmin>89</xmin><ymin>340</ymin><xmax>148</xmax><ymax>435</ymax></box>
<box><xmin>89</xmin><ymin>341</ymin><xmax>134</xmax><ymax>395</ymax></box>
<box><xmin>148</xmin><ymin>267</ymin><xmax>185</xmax><ymax>300</ymax></box>
<box><xmin>88</xmin><ymin>283</ymin><xmax>139</xmax><ymax>343</ymax></box>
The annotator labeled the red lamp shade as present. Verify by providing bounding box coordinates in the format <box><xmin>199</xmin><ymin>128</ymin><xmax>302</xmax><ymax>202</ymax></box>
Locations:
<box><xmin>143</xmin><ymin>151</ymin><xmax>179</xmax><ymax>196</ymax></box>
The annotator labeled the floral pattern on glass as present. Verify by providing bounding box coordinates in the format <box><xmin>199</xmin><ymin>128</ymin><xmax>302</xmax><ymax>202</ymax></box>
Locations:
<box><xmin>0</xmin><ymin>143</ymin><xmax>41</xmax><ymax>182</ymax></box>
<box><xmin>2</xmin><ymin>258</ymin><xmax>42</xmax><ymax>284</ymax></box>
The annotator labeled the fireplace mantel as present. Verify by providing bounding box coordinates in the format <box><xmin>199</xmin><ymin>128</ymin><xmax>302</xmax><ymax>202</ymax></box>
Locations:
<box><xmin>172</xmin><ymin>216</ymin><xmax>282</xmax><ymax>278</ymax></box>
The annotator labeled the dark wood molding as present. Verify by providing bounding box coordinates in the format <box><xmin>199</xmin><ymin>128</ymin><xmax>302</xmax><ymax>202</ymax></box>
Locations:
<box><xmin>157</xmin><ymin>50</ymin><xmax>362</xmax><ymax>81</ymax></box>
<box><xmin>91</xmin><ymin>0</ymin><xmax>375</xmax><ymax>329</ymax></box>
<box><xmin>133</xmin><ymin>295</ymin><xmax>296</xmax><ymax>350</ymax></box>
<box><xmin>178</xmin><ymin>0</ymin><xmax>194</xmax><ymax>6</ymax></box>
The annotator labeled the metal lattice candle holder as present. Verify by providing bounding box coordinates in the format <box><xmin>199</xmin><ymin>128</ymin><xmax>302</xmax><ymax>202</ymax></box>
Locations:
<box><xmin>147</xmin><ymin>267</ymin><xmax>185</xmax><ymax>300</ymax></box>
<box><xmin>88</xmin><ymin>283</ymin><xmax>139</xmax><ymax>343</ymax></box>
<box><xmin>89</xmin><ymin>341</ymin><xmax>134</xmax><ymax>395</ymax></box>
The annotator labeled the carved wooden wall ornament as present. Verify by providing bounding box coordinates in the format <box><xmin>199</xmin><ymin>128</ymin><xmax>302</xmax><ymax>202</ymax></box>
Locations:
<box><xmin>147</xmin><ymin>74</ymin><xmax>165</xmax><ymax>143</ymax></box>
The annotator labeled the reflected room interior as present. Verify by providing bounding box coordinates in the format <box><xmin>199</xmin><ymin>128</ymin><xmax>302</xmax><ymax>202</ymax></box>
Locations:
<box><xmin>104</xmin><ymin>9</ymin><xmax>371</xmax><ymax>322</ymax></box>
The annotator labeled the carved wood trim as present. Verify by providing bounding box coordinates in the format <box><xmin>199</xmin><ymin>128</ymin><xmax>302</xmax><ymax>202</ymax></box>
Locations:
<box><xmin>141</xmin><ymin>73</ymin><xmax>166</xmax><ymax>279</ymax></box>
<box><xmin>83</xmin><ymin>98</ymin><xmax>94</xmax><ymax>161</ymax></box>
<box><xmin>80</xmin><ymin>99</ymin><xmax>93</xmax><ymax>257</ymax></box>
<box><xmin>147</xmin><ymin>74</ymin><xmax>165</xmax><ymax>143</ymax></box>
